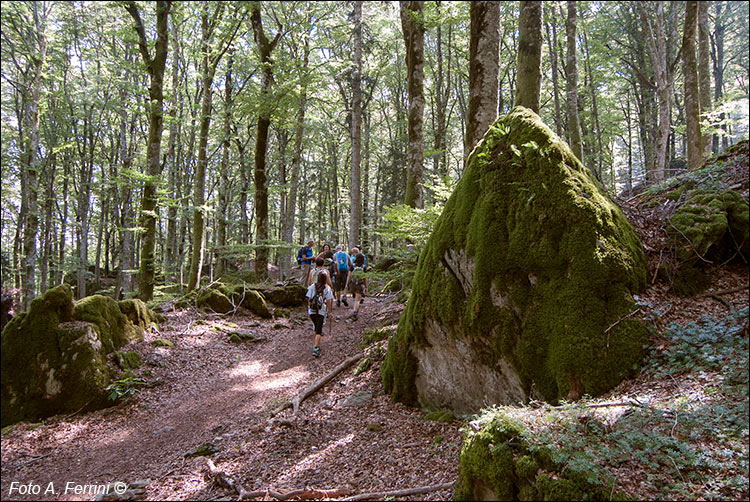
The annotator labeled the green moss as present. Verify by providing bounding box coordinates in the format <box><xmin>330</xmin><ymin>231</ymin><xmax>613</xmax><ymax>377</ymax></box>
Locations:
<box><xmin>237</xmin><ymin>289</ymin><xmax>271</xmax><ymax>318</ymax></box>
<box><xmin>383</xmin><ymin>107</ymin><xmax>649</xmax><ymax>408</ymax></box>
<box><xmin>118</xmin><ymin>298</ymin><xmax>158</xmax><ymax>337</ymax></box>
<box><xmin>354</xmin><ymin>357</ymin><xmax>372</xmax><ymax>375</ymax></box>
<box><xmin>151</xmin><ymin>338</ymin><xmax>174</xmax><ymax>347</ymax></box>
<box><xmin>115</xmin><ymin>351</ymin><xmax>142</xmax><ymax>370</ymax></box>
<box><xmin>422</xmin><ymin>410</ymin><xmax>456</xmax><ymax>422</ymax></box>
<box><xmin>515</xmin><ymin>455</ymin><xmax>539</xmax><ymax>479</ymax></box>
<box><xmin>274</xmin><ymin>308</ymin><xmax>291</xmax><ymax>318</ymax></box>
<box><xmin>74</xmin><ymin>295</ymin><xmax>134</xmax><ymax>352</ymax></box>
<box><xmin>196</xmin><ymin>288</ymin><xmax>234</xmax><ymax>314</ymax></box>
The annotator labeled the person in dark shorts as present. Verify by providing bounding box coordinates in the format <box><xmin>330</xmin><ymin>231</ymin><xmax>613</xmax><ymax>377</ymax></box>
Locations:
<box><xmin>346</xmin><ymin>253</ymin><xmax>367</xmax><ymax>321</ymax></box>
<box><xmin>306</xmin><ymin>269</ymin><xmax>334</xmax><ymax>357</ymax></box>
<box><xmin>332</xmin><ymin>245</ymin><xmax>351</xmax><ymax>307</ymax></box>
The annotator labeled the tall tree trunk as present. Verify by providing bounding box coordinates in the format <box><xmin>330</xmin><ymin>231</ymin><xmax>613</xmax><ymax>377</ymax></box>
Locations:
<box><xmin>466</xmin><ymin>1</ymin><xmax>500</xmax><ymax>157</ymax></box>
<box><xmin>433</xmin><ymin>3</ymin><xmax>451</xmax><ymax>177</ymax></box>
<box><xmin>165</xmin><ymin>15</ymin><xmax>181</xmax><ymax>278</ymax></box>
<box><xmin>20</xmin><ymin>2</ymin><xmax>50</xmax><ymax>309</ymax></box>
<box><xmin>516</xmin><ymin>1</ymin><xmax>543</xmax><ymax>113</ymax></box>
<box><xmin>710</xmin><ymin>1</ymin><xmax>726</xmax><ymax>153</ymax></box>
<box><xmin>582</xmin><ymin>29</ymin><xmax>603</xmax><ymax>179</ymax></box>
<box><xmin>546</xmin><ymin>7</ymin><xmax>562</xmax><ymax>137</ymax></box>
<box><xmin>251</xmin><ymin>3</ymin><xmax>282</xmax><ymax>280</ymax></box>
<box><xmin>125</xmin><ymin>0</ymin><xmax>172</xmax><ymax>301</ymax></box>
<box><xmin>282</xmin><ymin>35</ymin><xmax>310</xmax><ymax>281</ymax></box>
<box><xmin>350</xmin><ymin>1</ymin><xmax>363</xmax><ymax>247</ymax></box>
<box><xmin>697</xmin><ymin>1</ymin><xmax>711</xmax><ymax>159</ymax></box>
<box><xmin>683</xmin><ymin>1</ymin><xmax>702</xmax><ymax>171</ymax></box>
<box><xmin>215</xmin><ymin>52</ymin><xmax>234</xmax><ymax>279</ymax></box>
<box><xmin>564</xmin><ymin>0</ymin><xmax>584</xmax><ymax>162</ymax></box>
<box><xmin>638</xmin><ymin>1</ymin><xmax>671</xmax><ymax>181</ymax></box>
<box><xmin>400</xmin><ymin>1</ymin><xmax>425</xmax><ymax>209</ymax></box>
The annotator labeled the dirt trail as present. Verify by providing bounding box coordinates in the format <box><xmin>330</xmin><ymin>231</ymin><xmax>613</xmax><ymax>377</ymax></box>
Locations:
<box><xmin>1</xmin><ymin>295</ymin><xmax>461</xmax><ymax>501</ymax></box>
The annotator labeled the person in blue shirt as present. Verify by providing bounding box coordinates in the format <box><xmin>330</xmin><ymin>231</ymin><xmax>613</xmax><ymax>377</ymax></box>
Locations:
<box><xmin>332</xmin><ymin>245</ymin><xmax>351</xmax><ymax>307</ymax></box>
<box><xmin>301</xmin><ymin>239</ymin><xmax>315</xmax><ymax>286</ymax></box>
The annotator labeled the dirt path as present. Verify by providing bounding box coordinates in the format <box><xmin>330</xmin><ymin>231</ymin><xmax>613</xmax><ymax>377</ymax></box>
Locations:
<box><xmin>1</xmin><ymin>295</ymin><xmax>461</xmax><ymax>501</ymax></box>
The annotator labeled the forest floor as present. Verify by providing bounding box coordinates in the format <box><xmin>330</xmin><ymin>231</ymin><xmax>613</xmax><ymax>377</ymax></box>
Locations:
<box><xmin>1</xmin><ymin>292</ymin><xmax>462</xmax><ymax>501</ymax></box>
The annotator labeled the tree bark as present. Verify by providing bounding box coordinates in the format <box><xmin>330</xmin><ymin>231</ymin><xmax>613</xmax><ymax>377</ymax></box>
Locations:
<box><xmin>349</xmin><ymin>1</ymin><xmax>363</xmax><ymax>247</ymax></box>
<box><xmin>516</xmin><ymin>1</ymin><xmax>543</xmax><ymax>113</ymax></box>
<box><xmin>466</xmin><ymin>1</ymin><xmax>500</xmax><ymax>157</ymax></box>
<box><xmin>546</xmin><ymin>7</ymin><xmax>562</xmax><ymax>137</ymax></box>
<box><xmin>697</xmin><ymin>1</ymin><xmax>711</xmax><ymax>159</ymax></box>
<box><xmin>683</xmin><ymin>1</ymin><xmax>702</xmax><ymax>171</ymax></box>
<box><xmin>251</xmin><ymin>3</ymin><xmax>282</xmax><ymax>280</ymax></box>
<box><xmin>125</xmin><ymin>0</ymin><xmax>172</xmax><ymax>302</ymax></box>
<box><xmin>400</xmin><ymin>1</ymin><xmax>425</xmax><ymax>209</ymax></box>
<box><xmin>215</xmin><ymin>51</ymin><xmax>234</xmax><ymax>279</ymax></box>
<box><xmin>564</xmin><ymin>1</ymin><xmax>584</xmax><ymax>162</ymax></box>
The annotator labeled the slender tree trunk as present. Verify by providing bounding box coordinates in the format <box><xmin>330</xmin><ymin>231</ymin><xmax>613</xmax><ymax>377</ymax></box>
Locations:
<box><xmin>683</xmin><ymin>1</ymin><xmax>702</xmax><ymax>171</ymax></box>
<box><xmin>697</xmin><ymin>1</ymin><xmax>711</xmax><ymax>159</ymax></box>
<box><xmin>215</xmin><ymin>52</ymin><xmax>234</xmax><ymax>279</ymax></box>
<box><xmin>350</xmin><ymin>1</ymin><xmax>363</xmax><ymax>247</ymax></box>
<box><xmin>582</xmin><ymin>29</ymin><xmax>603</xmax><ymax>178</ymax></box>
<box><xmin>546</xmin><ymin>7</ymin><xmax>562</xmax><ymax>137</ymax></box>
<box><xmin>400</xmin><ymin>1</ymin><xmax>425</xmax><ymax>209</ymax></box>
<box><xmin>516</xmin><ymin>1</ymin><xmax>543</xmax><ymax>113</ymax></box>
<box><xmin>165</xmin><ymin>15</ymin><xmax>181</xmax><ymax>278</ymax></box>
<box><xmin>565</xmin><ymin>0</ymin><xmax>584</xmax><ymax>162</ymax></box>
<box><xmin>466</xmin><ymin>1</ymin><xmax>500</xmax><ymax>157</ymax></box>
<box><xmin>638</xmin><ymin>1</ymin><xmax>671</xmax><ymax>181</ymax></box>
<box><xmin>710</xmin><ymin>1</ymin><xmax>726</xmax><ymax>153</ymax></box>
<box><xmin>125</xmin><ymin>0</ymin><xmax>172</xmax><ymax>301</ymax></box>
<box><xmin>20</xmin><ymin>2</ymin><xmax>49</xmax><ymax>309</ymax></box>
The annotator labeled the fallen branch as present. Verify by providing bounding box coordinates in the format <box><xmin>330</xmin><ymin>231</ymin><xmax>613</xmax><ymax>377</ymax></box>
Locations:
<box><xmin>207</xmin><ymin>460</ymin><xmax>351</xmax><ymax>500</ymax></box>
<box><xmin>341</xmin><ymin>482</ymin><xmax>455</xmax><ymax>501</ymax></box>
<box><xmin>272</xmin><ymin>352</ymin><xmax>364</xmax><ymax>416</ymax></box>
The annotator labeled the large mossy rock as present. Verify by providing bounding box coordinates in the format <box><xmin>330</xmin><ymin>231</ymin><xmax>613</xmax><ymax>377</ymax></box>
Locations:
<box><xmin>1</xmin><ymin>285</ymin><xmax>155</xmax><ymax>427</ymax></box>
<box><xmin>237</xmin><ymin>289</ymin><xmax>272</xmax><ymax>318</ymax></box>
<box><xmin>382</xmin><ymin>107</ymin><xmax>648</xmax><ymax>413</ymax></box>
<box><xmin>260</xmin><ymin>283</ymin><xmax>307</xmax><ymax>307</ymax></box>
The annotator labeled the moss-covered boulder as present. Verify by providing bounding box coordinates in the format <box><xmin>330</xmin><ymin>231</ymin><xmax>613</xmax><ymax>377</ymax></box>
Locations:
<box><xmin>382</xmin><ymin>107</ymin><xmax>648</xmax><ymax>413</ymax></box>
<box><xmin>196</xmin><ymin>288</ymin><xmax>234</xmax><ymax>314</ymax></box>
<box><xmin>237</xmin><ymin>289</ymin><xmax>272</xmax><ymax>318</ymax></box>
<box><xmin>118</xmin><ymin>298</ymin><xmax>159</xmax><ymax>334</ymax></box>
<box><xmin>454</xmin><ymin>410</ymin><xmax>621</xmax><ymax>501</ymax></box>
<box><xmin>1</xmin><ymin>285</ymin><xmax>112</xmax><ymax>426</ymax></box>
<box><xmin>667</xmin><ymin>189</ymin><xmax>749</xmax><ymax>264</ymax></box>
<box><xmin>260</xmin><ymin>283</ymin><xmax>307</xmax><ymax>307</ymax></box>
<box><xmin>1</xmin><ymin>285</ymin><xmax>155</xmax><ymax>427</ymax></box>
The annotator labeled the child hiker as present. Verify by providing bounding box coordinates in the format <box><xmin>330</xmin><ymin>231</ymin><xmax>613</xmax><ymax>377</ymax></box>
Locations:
<box><xmin>306</xmin><ymin>268</ymin><xmax>334</xmax><ymax>357</ymax></box>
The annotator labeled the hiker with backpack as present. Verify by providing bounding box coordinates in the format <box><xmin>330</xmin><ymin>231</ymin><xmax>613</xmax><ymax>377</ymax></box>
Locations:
<box><xmin>346</xmin><ymin>252</ymin><xmax>368</xmax><ymax>321</ymax></box>
<box><xmin>298</xmin><ymin>239</ymin><xmax>315</xmax><ymax>286</ymax></box>
<box><xmin>332</xmin><ymin>245</ymin><xmax>351</xmax><ymax>308</ymax></box>
<box><xmin>306</xmin><ymin>269</ymin><xmax>335</xmax><ymax>357</ymax></box>
<box><xmin>308</xmin><ymin>257</ymin><xmax>334</xmax><ymax>290</ymax></box>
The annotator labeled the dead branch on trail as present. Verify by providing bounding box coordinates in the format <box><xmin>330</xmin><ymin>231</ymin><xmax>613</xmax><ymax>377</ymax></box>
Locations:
<box><xmin>271</xmin><ymin>352</ymin><xmax>364</xmax><ymax>417</ymax></box>
<box><xmin>341</xmin><ymin>482</ymin><xmax>456</xmax><ymax>501</ymax></box>
<box><xmin>206</xmin><ymin>459</ymin><xmax>351</xmax><ymax>500</ymax></box>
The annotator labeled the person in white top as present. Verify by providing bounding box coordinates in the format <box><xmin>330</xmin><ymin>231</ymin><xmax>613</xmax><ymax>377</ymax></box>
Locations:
<box><xmin>306</xmin><ymin>269</ymin><xmax>335</xmax><ymax>357</ymax></box>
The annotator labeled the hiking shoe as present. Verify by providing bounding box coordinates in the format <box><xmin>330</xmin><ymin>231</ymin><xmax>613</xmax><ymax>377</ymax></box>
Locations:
<box><xmin>342</xmin><ymin>297</ymin><xmax>349</xmax><ymax>307</ymax></box>
<box><xmin>336</xmin><ymin>299</ymin><xmax>341</xmax><ymax>307</ymax></box>
<box><xmin>351</xmin><ymin>313</ymin><xmax>358</xmax><ymax>321</ymax></box>
<box><xmin>313</xmin><ymin>346</ymin><xmax>321</xmax><ymax>358</ymax></box>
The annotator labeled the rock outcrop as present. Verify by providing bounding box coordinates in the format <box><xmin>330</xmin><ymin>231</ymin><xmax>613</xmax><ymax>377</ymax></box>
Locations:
<box><xmin>382</xmin><ymin>107</ymin><xmax>649</xmax><ymax>413</ymax></box>
<box><xmin>1</xmin><ymin>285</ymin><xmax>157</xmax><ymax>426</ymax></box>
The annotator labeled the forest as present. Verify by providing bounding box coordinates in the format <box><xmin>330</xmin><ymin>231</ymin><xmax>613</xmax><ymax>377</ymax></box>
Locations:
<box><xmin>1</xmin><ymin>1</ymin><xmax>749</xmax><ymax>501</ymax></box>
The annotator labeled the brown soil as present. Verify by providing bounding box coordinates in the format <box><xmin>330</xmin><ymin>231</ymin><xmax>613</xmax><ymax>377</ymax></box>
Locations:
<box><xmin>1</xmin><ymin>295</ymin><xmax>461</xmax><ymax>501</ymax></box>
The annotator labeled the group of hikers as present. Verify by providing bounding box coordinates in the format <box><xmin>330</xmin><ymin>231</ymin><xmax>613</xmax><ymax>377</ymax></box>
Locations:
<box><xmin>296</xmin><ymin>240</ymin><xmax>369</xmax><ymax>358</ymax></box>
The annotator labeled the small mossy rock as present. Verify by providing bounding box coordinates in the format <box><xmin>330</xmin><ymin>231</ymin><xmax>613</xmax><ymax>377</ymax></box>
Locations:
<box><xmin>274</xmin><ymin>308</ymin><xmax>291</xmax><ymax>318</ymax></box>
<box><xmin>423</xmin><ymin>410</ymin><xmax>455</xmax><ymax>423</ymax></box>
<box><xmin>454</xmin><ymin>410</ymin><xmax>619</xmax><ymax>501</ymax></box>
<box><xmin>354</xmin><ymin>357</ymin><xmax>372</xmax><ymax>376</ymax></box>
<box><xmin>382</xmin><ymin>107</ymin><xmax>649</xmax><ymax>413</ymax></box>
<box><xmin>238</xmin><ymin>290</ymin><xmax>272</xmax><ymax>318</ymax></box>
<box><xmin>184</xmin><ymin>442</ymin><xmax>221</xmax><ymax>458</ymax></box>
<box><xmin>74</xmin><ymin>295</ymin><xmax>137</xmax><ymax>352</ymax></box>
<box><xmin>151</xmin><ymin>338</ymin><xmax>174</xmax><ymax>347</ymax></box>
<box><xmin>261</xmin><ymin>284</ymin><xmax>307</xmax><ymax>307</ymax></box>
<box><xmin>1</xmin><ymin>284</ymin><xmax>115</xmax><ymax>426</ymax></box>
<box><xmin>667</xmin><ymin>189</ymin><xmax>749</xmax><ymax>263</ymax></box>
<box><xmin>196</xmin><ymin>288</ymin><xmax>233</xmax><ymax>314</ymax></box>
<box><xmin>115</xmin><ymin>351</ymin><xmax>142</xmax><ymax>370</ymax></box>
<box><xmin>118</xmin><ymin>299</ymin><xmax>159</xmax><ymax>336</ymax></box>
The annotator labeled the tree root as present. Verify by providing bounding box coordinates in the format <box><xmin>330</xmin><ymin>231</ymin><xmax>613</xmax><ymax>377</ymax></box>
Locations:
<box><xmin>341</xmin><ymin>482</ymin><xmax>455</xmax><ymax>501</ymax></box>
<box><xmin>271</xmin><ymin>352</ymin><xmax>364</xmax><ymax>417</ymax></box>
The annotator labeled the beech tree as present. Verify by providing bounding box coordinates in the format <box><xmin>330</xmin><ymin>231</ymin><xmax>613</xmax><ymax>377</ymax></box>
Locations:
<box><xmin>515</xmin><ymin>1</ymin><xmax>543</xmax><ymax>113</ymax></box>
<box><xmin>682</xmin><ymin>1</ymin><xmax>702</xmax><ymax>172</ymax></box>
<box><xmin>564</xmin><ymin>0</ymin><xmax>583</xmax><ymax>162</ymax></box>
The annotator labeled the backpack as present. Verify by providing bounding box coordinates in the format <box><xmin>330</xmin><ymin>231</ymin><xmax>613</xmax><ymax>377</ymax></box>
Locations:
<box><xmin>309</xmin><ymin>285</ymin><xmax>325</xmax><ymax>313</ymax></box>
<box><xmin>351</xmin><ymin>266</ymin><xmax>366</xmax><ymax>287</ymax></box>
<box><xmin>310</xmin><ymin>267</ymin><xmax>323</xmax><ymax>286</ymax></box>
<box><xmin>335</xmin><ymin>251</ymin><xmax>349</xmax><ymax>271</ymax></box>
<box><xmin>297</xmin><ymin>246</ymin><xmax>310</xmax><ymax>264</ymax></box>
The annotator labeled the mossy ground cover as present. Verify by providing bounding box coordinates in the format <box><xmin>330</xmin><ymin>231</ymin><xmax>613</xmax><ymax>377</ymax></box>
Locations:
<box><xmin>383</xmin><ymin>107</ymin><xmax>648</xmax><ymax>407</ymax></box>
<box><xmin>455</xmin><ymin>307</ymin><xmax>749</xmax><ymax>501</ymax></box>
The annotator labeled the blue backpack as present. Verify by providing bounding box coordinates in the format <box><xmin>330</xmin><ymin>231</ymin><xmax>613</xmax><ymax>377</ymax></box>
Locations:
<box><xmin>335</xmin><ymin>251</ymin><xmax>349</xmax><ymax>271</ymax></box>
